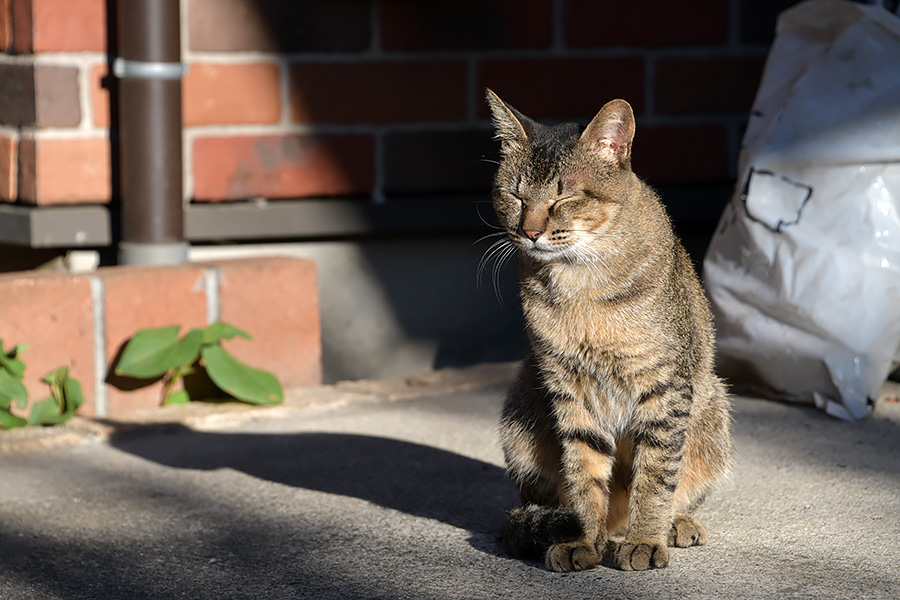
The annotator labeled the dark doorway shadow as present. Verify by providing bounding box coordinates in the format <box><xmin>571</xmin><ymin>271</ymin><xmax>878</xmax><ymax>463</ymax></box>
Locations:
<box><xmin>110</xmin><ymin>426</ymin><xmax>517</xmax><ymax>555</ymax></box>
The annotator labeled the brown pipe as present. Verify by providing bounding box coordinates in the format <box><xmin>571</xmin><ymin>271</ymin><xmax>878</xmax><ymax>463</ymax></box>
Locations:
<box><xmin>115</xmin><ymin>0</ymin><xmax>187</xmax><ymax>265</ymax></box>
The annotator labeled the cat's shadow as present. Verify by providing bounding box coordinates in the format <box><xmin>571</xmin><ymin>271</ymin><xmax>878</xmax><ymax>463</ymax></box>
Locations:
<box><xmin>110</xmin><ymin>426</ymin><xmax>517</xmax><ymax>557</ymax></box>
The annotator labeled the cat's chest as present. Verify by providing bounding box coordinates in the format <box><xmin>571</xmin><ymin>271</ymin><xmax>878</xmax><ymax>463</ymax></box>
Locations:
<box><xmin>522</xmin><ymin>272</ymin><xmax>667</xmax><ymax>410</ymax></box>
<box><xmin>523</xmin><ymin>288</ymin><xmax>654</xmax><ymax>355</ymax></box>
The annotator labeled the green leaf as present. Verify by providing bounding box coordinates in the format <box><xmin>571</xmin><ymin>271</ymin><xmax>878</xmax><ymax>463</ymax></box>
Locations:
<box><xmin>201</xmin><ymin>345</ymin><xmax>283</xmax><ymax>406</ymax></box>
<box><xmin>41</xmin><ymin>366</ymin><xmax>67</xmax><ymax>385</ymax></box>
<box><xmin>0</xmin><ymin>341</ymin><xmax>26</xmax><ymax>380</ymax></box>
<box><xmin>0</xmin><ymin>409</ymin><xmax>27</xmax><ymax>430</ymax></box>
<box><xmin>115</xmin><ymin>326</ymin><xmax>203</xmax><ymax>379</ymax></box>
<box><xmin>164</xmin><ymin>389</ymin><xmax>191</xmax><ymax>405</ymax></box>
<box><xmin>201</xmin><ymin>322</ymin><xmax>252</xmax><ymax>346</ymax></box>
<box><xmin>61</xmin><ymin>375</ymin><xmax>84</xmax><ymax>415</ymax></box>
<box><xmin>0</xmin><ymin>369</ymin><xmax>28</xmax><ymax>410</ymax></box>
<box><xmin>114</xmin><ymin>325</ymin><xmax>180</xmax><ymax>378</ymax></box>
<box><xmin>39</xmin><ymin>366</ymin><xmax>82</xmax><ymax>417</ymax></box>
<box><xmin>2</xmin><ymin>356</ymin><xmax>26</xmax><ymax>379</ymax></box>
<box><xmin>27</xmin><ymin>396</ymin><xmax>71</xmax><ymax>426</ymax></box>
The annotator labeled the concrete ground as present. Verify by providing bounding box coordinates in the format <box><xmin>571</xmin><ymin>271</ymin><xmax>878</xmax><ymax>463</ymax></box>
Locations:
<box><xmin>1</xmin><ymin>363</ymin><xmax>899</xmax><ymax>600</ymax></box>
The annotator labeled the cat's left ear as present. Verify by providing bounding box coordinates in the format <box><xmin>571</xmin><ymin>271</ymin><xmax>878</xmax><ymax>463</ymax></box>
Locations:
<box><xmin>486</xmin><ymin>88</ymin><xmax>531</xmax><ymax>154</ymax></box>
<box><xmin>579</xmin><ymin>99</ymin><xmax>635</xmax><ymax>168</ymax></box>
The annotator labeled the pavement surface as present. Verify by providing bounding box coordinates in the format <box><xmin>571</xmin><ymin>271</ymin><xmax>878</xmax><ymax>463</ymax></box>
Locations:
<box><xmin>1</xmin><ymin>363</ymin><xmax>899</xmax><ymax>600</ymax></box>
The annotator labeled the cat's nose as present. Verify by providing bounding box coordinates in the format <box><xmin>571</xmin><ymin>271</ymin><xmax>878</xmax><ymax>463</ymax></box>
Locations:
<box><xmin>523</xmin><ymin>229</ymin><xmax>544</xmax><ymax>241</ymax></box>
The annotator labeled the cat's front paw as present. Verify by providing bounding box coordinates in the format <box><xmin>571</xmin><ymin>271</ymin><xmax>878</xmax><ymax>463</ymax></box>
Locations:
<box><xmin>668</xmin><ymin>513</ymin><xmax>708</xmax><ymax>548</ymax></box>
<box><xmin>615</xmin><ymin>539</ymin><xmax>668</xmax><ymax>571</ymax></box>
<box><xmin>545</xmin><ymin>542</ymin><xmax>602</xmax><ymax>572</ymax></box>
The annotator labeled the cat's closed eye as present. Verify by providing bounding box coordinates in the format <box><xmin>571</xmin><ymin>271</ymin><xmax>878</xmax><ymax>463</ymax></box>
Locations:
<box><xmin>499</xmin><ymin>188</ymin><xmax>524</xmax><ymax>204</ymax></box>
<box><xmin>550</xmin><ymin>197</ymin><xmax>577</xmax><ymax>214</ymax></box>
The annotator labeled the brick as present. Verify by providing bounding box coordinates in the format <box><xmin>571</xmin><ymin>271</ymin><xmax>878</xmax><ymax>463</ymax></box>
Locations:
<box><xmin>0</xmin><ymin>135</ymin><xmax>15</xmax><ymax>201</ymax></box>
<box><xmin>0</xmin><ymin>0</ymin><xmax>10</xmax><ymax>51</ymax></box>
<box><xmin>90</xmin><ymin>63</ymin><xmax>112</xmax><ymax>128</ymax></box>
<box><xmin>96</xmin><ymin>62</ymin><xmax>282</xmax><ymax>128</ymax></box>
<box><xmin>192</xmin><ymin>134</ymin><xmax>374</xmax><ymax>201</ymax></box>
<box><xmin>380</xmin><ymin>0</ymin><xmax>552</xmax><ymax>51</ymax></box>
<box><xmin>739</xmin><ymin>0</ymin><xmax>798</xmax><ymax>44</ymax></box>
<box><xmin>654</xmin><ymin>56</ymin><xmax>766</xmax><ymax>115</ymax></box>
<box><xmin>10</xmin><ymin>0</ymin><xmax>33</xmax><ymax>53</ymax></box>
<box><xmin>102</xmin><ymin>265</ymin><xmax>208</xmax><ymax>416</ymax></box>
<box><xmin>34</xmin><ymin>65</ymin><xmax>81</xmax><ymax>127</ymax></box>
<box><xmin>18</xmin><ymin>137</ymin><xmax>112</xmax><ymax>205</ymax></box>
<box><xmin>183</xmin><ymin>63</ymin><xmax>281</xmax><ymax>126</ymax></box>
<box><xmin>188</xmin><ymin>0</ymin><xmax>369</xmax><ymax>53</ymax></box>
<box><xmin>0</xmin><ymin>63</ymin><xmax>35</xmax><ymax>126</ymax></box>
<box><xmin>632</xmin><ymin>124</ymin><xmax>729</xmax><ymax>185</ymax></box>
<box><xmin>0</xmin><ymin>271</ymin><xmax>96</xmax><ymax>418</ymax></box>
<box><xmin>1</xmin><ymin>64</ymin><xmax>82</xmax><ymax>128</ymax></box>
<box><xmin>289</xmin><ymin>61</ymin><xmax>466</xmax><ymax>125</ymax></box>
<box><xmin>212</xmin><ymin>258</ymin><xmax>321</xmax><ymax>390</ymax></box>
<box><xmin>17</xmin><ymin>137</ymin><xmax>33</xmax><ymax>200</ymax></box>
<box><xmin>383</xmin><ymin>129</ymin><xmax>496</xmax><ymax>195</ymax></box>
<box><xmin>31</xmin><ymin>0</ymin><xmax>105</xmax><ymax>52</ymax></box>
<box><xmin>564</xmin><ymin>0</ymin><xmax>727</xmax><ymax>47</ymax></box>
<box><xmin>478</xmin><ymin>58</ymin><xmax>645</xmax><ymax>121</ymax></box>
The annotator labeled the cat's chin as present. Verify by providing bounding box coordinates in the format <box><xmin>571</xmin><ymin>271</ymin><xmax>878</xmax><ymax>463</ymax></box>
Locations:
<box><xmin>520</xmin><ymin>245</ymin><xmax>570</xmax><ymax>263</ymax></box>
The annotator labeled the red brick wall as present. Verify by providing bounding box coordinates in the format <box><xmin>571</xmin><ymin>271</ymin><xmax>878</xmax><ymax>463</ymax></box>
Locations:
<box><xmin>0</xmin><ymin>0</ymin><xmax>799</xmax><ymax>207</ymax></box>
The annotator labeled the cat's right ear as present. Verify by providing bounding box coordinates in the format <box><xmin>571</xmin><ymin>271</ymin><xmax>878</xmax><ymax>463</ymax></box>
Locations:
<box><xmin>486</xmin><ymin>89</ymin><xmax>530</xmax><ymax>154</ymax></box>
<box><xmin>580</xmin><ymin>99</ymin><xmax>635</xmax><ymax>168</ymax></box>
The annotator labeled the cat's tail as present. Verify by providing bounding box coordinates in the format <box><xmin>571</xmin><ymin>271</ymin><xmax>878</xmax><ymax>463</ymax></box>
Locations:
<box><xmin>501</xmin><ymin>504</ymin><xmax>583</xmax><ymax>559</ymax></box>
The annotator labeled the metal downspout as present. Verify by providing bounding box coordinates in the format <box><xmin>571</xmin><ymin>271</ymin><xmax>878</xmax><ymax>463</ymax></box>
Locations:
<box><xmin>114</xmin><ymin>0</ymin><xmax>188</xmax><ymax>266</ymax></box>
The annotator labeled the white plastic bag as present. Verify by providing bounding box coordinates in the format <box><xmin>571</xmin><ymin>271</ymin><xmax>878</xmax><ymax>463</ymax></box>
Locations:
<box><xmin>703</xmin><ymin>0</ymin><xmax>900</xmax><ymax>420</ymax></box>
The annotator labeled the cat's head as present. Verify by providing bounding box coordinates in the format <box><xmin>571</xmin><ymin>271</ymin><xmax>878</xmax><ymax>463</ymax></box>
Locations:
<box><xmin>486</xmin><ymin>89</ymin><xmax>639</xmax><ymax>264</ymax></box>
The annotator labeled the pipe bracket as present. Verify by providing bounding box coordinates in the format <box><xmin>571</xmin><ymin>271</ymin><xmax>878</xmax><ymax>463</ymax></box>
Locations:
<box><xmin>113</xmin><ymin>58</ymin><xmax>188</xmax><ymax>80</ymax></box>
<box><xmin>119</xmin><ymin>241</ymin><xmax>189</xmax><ymax>266</ymax></box>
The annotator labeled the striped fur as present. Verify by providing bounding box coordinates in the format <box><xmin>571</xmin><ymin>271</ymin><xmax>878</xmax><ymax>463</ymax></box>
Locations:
<box><xmin>487</xmin><ymin>90</ymin><xmax>733</xmax><ymax>572</ymax></box>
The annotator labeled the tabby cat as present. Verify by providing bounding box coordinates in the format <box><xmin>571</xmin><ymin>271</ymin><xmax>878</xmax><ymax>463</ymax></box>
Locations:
<box><xmin>486</xmin><ymin>89</ymin><xmax>733</xmax><ymax>572</ymax></box>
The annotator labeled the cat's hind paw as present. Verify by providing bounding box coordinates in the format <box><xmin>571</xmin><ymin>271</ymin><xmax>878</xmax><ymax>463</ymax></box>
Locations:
<box><xmin>615</xmin><ymin>539</ymin><xmax>668</xmax><ymax>571</ymax></box>
<box><xmin>668</xmin><ymin>513</ymin><xmax>708</xmax><ymax>548</ymax></box>
<box><xmin>545</xmin><ymin>542</ymin><xmax>602</xmax><ymax>572</ymax></box>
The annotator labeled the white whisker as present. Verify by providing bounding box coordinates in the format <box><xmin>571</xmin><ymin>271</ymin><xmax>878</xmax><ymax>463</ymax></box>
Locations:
<box><xmin>472</xmin><ymin>231</ymin><xmax>508</xmax><ymax>246</ymax></box>
<box><xmin>571</xmin><ymin>243</ymin><xmax>614</xmax><ymax>282</ymax></box>
<box><xmin>477</xmin><ymin>238</ymin><xmax>511</xmax><ymax>285</ymax></box>
<box><xmin>474</xmin><ymin>204</ymin><xmax>505</xmax><ymax>231</ymax></box>
<box><xmin>491</xmin><ymin>243</ymin><xmax>519</xmax><ymax>306</ymax></box>
<box><xmin>477</xmin><ymin>236</ymin><xmax>519</xmax><ymax>304</ymax></box>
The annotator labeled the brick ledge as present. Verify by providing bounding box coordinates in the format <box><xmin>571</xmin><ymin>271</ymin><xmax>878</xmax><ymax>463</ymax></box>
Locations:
<box><xmin>0</xmin><ymin>256</ymin><xmax>321</xmax><ymax>419</ymax></box>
